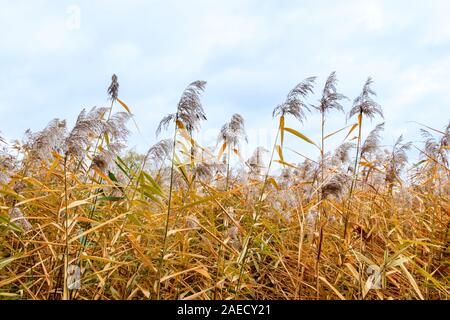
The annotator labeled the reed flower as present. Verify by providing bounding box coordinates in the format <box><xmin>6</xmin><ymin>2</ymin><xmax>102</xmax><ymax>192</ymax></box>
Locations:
<box><xmin>0</xmin><ymin>147</ymin><xmax>15</xmax><ymax>184</ymax></box>
<box><xmin>273</xmin><ymin>76</ymin><xmax>316</xmax><ymax>122</ymax></box>
<box><xmin>145</xmin><ymin>139</ymin><xmax>173</xmax><ymax>166</ymax></box>
<box><xmin>193</xmin><ymin>162</ymin><xmax>214</xmax><ymax>182</ymax></box>
<box><xmin>9</xmin><ymin>207</ymin><xmax>32</xmax><ymax>231</ymax></box>
<box><xmin>103</xmin><ymin>111</ymin><xmax>131</xmax><ymax>143</ymax></box>
<box><xmin>361</xmin><ymin>123</ymin><xmax>385</xmax><ymax>158</ymax></box>
<box><xmin>26</xmin><ymin>119</ymin><xmax>67</xmax><ymax>161</ymax></box>
<box><xmin>64</xmin><ymin>107</ymin><xmax>108</xmax><ymax>158</ymax></box>
<box><xmin>227</xmin><ymin>225</ymin><xmax>241</xmax><ymax>250</ymax></box>
<box><xmin>315</xmin><ymin>71</ymin><xmax>348</xmax><ymax>114</ymax></box>
<box><xmin>246</xmin><ymin>146</ymin><xmax>268</xmax><ymax>175</ymax></box>
<box><xmin>321</xmin><ymin>173</ymin><xmax>349</xmax><ymax>199</ymax></box>
<box><xmin>217</xmin><ymin>114</ymin><xmax>248</xmax><ymax>148</ymax></box>
<box><xmin>385</xmin><ymin>135</ymin><xmax>412</xmax><ymax>185</ymax></box>
<box><xmin>348</xmin><ymin>77</ymin><xmax>383</xmax><ymax>120</ymax></box>
<box><xmin>156</xmin><ymin>81</ymin><xmax>207</xmax><ymax>135</ymax></box>
<box><xmin>107</xmin><ymin>74</ymin><xmax>119</xmax><ymax>101</ymax></box>
<box><xmin>333</xmin><ymin>142</ymin><xmax>354</xmax><ymax>165</ymax></box>
<box><xmin>186</xmin><ymin>215</ymin><xmax>200</xmax><ymax>229</ymax></box>
<box><xmin>421</xmin><ymin>121</ymin><xmax>450</xmax><ymax>166</ymax></box>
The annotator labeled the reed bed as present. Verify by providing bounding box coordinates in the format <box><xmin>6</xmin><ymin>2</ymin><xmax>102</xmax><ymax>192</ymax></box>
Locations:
<box><xmin>0</xmin><ymin>74</ymin><xmax>448</xmax><ymax>300</ymax></box>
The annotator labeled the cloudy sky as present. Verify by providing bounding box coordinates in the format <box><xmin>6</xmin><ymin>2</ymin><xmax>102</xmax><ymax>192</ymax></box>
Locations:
<box><xmin>1</xmin><ymin>0</ymin><xmax>449</xmax><ymax>163</ymax></box>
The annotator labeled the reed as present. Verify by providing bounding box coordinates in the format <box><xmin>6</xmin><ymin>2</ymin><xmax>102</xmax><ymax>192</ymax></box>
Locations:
<box><xmin>0</xmin><ymin>74</ymin><xmax>448</xmax><ymax>301</ymax></box>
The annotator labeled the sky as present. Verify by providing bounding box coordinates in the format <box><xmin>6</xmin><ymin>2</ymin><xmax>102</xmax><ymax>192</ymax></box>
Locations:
<box><xmin>1</xmin><ymin>0</ymin><xmax>449</xmax><ymax>165</ymax></box>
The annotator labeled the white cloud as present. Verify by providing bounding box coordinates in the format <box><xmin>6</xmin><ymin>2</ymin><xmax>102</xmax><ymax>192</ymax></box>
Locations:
<box><xmin>354</xmin><ymin>0</ymin><xmax>386</xmax><ymax>32</ymax></box>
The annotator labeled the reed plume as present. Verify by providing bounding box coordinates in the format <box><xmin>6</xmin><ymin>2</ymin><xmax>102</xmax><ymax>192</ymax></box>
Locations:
<box><xmin>385</xmin><ymin>135</ymin><xmax>412</xmax><ymax>189</ymax></box>
<box><xmin>247</xmin><ymin>146</ymin><xmax>268</xmax><ymax>176</ymax></box>
<box><xmin>155</xmin><ymin>80</ymin><xmax>207</xmax><ymax>299</ymax></box>
<box><xmin>348</xmin><ymin>77</ymin><xmax>383</xmax><ymax>121</ymax></box>
<box><xmin>315</xmin><ymin>71</ymin><xmax>347</xmax><ymax>114</ymax></box>
<box><xmin>107</xmin><ymin>74</ymin><xmax>119</xmax><ymax>101</ymax></box>
<box><xmin>25</xmin><ymin>119</ymin><xmax>67</xmax><ymax>162</ymax></box>
<box><xmin>344</xmin><ymin>77</ymin><xmax>382</xmax><ymax>241</ymax></box>
<box><xmin>64</xmin><ymin>107</ymin><xmax>108</xmax><ymax>158</ymax></box>
<box><xmin>156</xmin><ymin>81</ymin><xmax>207</xmax><ymax>136</ymax></box>
<box><xmin>361</xmin><ymin>122</ymin><xmax>384</xmax><ymax>159</ymax></box>
<box><xmin>272</xmin><ymin>76</ymin><xmax>316</xmax><ymax>122</ymax></box>
<box><xmin>321</xmin><ymin>173</ymin><xmax>350</xmax><ymax>199</ymax></box>
<box><xmin>1</xmin><ymin>73</ymin><xmax>449</xmax><ymax>302</ymax></box>
<box><xmin>8</xmin><ymin>207</ymin><xmax>32</xmax><ymax>232</ymax></box>
<box><xmin>218</xmin><ymin>114</ymin><xmax>248</xmax><ymax>148</ymax></box>
<box><xmin>145</xmin><ymin>139</ymin><xmax>173</xmax><ymax>167</ymax></box>
<box><xmin>236</xmin><ymin>76</ymin><xmax>316</xmax><ymax>296</ymax></box>
<box><xmin>332</xmin><ymin>142</ymin><xmax>354</xmax><ymax>166</ymax></box>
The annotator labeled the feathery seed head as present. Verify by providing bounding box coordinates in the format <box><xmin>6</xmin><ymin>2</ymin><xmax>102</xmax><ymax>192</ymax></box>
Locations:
<box><xmin>348</xmin><ymin>77</ymin><xmax>383</xmax><ymax>120</ymax></box>
<box><xmin>146</xmin><ymin>139</ymin><xmax>173</xmax><ymax>165</ymax></box>
<box><xmin>218</xmin><ymin>113</ymin><xmax>247</xmax><ymax>147</ymax></box>
<box><xmin>156</xmin><ymin>80</ymin><xmax>207</xmax><ymax>135</ymax></box>
<box><xmin>333</xmin><ymin>142</ymin><xmax>355</xmax><ymax>165</ymax></box>
<box><xmin>247</xmin><ymin>147</ymin><xmax>268</xmax><ymax>172</ymax></box>
<box><xmin>107</xmin><ymin>74</ymin><xmax>119</xmax><ymax>101</ymax></box>
<box><xmin>361</xmin><ymin>122</ymin><xmax>385</xmax><ymax>158</ymax></box>
<box><xmin>316</xmin><ymin>71</ymin><xmax>348</xmax><ymax>114</ymax></box>
<box><xmin>26</xmin><ymin>119</ymin><xmax>67</xmax><ymax>162</ymax></box>
<box><xmin>9</xmin><ymin>207</ymin><xmax>32</xmax><ymax>231</ymax></box>
<box><xmin>273</xmin><ymin>76</ymin><xmax>316</xmax><ymax>122</ymax></box>
<box><xmin>64</xmin><ymin>107</ymin><xmax>108</xmax><ymax>158</ymax></box>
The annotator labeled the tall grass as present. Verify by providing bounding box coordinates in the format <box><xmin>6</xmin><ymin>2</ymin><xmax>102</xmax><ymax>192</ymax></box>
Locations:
<box><xmin>0</xmin><ymin>74</ymin><xmax>448</xmax><ymax>300</ymax></box>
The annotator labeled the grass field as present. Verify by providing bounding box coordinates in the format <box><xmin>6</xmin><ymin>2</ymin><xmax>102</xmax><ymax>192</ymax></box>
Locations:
<box><xmin>0</xmin><ymin>74</ymin><xmax>448</xmax><ymax>300</ymax></box>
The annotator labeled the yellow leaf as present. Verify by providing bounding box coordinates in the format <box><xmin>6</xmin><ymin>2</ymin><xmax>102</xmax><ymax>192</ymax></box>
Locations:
<box><xmin>116</xmin><ymin>98</ymin><xmax>132</xmax><ymax>114</ymax></box>
<box><xmin>319</xmin><ymin>276</ymin><xmax>346</xmax><ymax>300</ymax></box>
<box><xmin>92</xmin><ymin>166</ymin><xmax>112</xmax><ymax>182</ymax></box>
<box><xmin>267</xmin><ymin>177</ymin><xmax>279</xmax><ymax>190</ymax></box>
<box><xmin>344</xmin><ymin>123</ymin><xmax>358</xmax><ymax>141</ymax></box>
<box><xmin>280</xmin><ymin>115</ymin><xmax>285</xmax><ymax>146</ymax></box>
<box><xmin>274</xmin><ymin>160</ymin><xmax>301</xmax><ymax>170</ymax></box>
<box><xmin>127</xmin><ymin>234</ymin><xmax>157</xmax><ymax>272</ymax></box>
<box><xmin>46</xmin><ymin>157</ymin><xmax>60</xmax><ymax>180</ymax></box>
<box><xmin>59</xmin><ymin>199</ymin><xmax>90</xmax><ymax>214</ymax></box>
<box><xmin>344</xmin><ymin>263</ymin><xmax>360</xmax><ymax>282</ymax></box>
<box><xmin>194</xmin><ymin>266</ymin><xmax>212</xmax><ymax>280</ymax></box>
<box><xmin>276</xmin><ymin>145</ymin><xmax>284</xmax><ymax>162</ymax></box>
<box><xmin>176</xmin><ymin>120</ymin><xmax>185</xmax><ymax>130</ymax></box>
<box><xmin>324</xmin><ymin>125</ymin><xmax>351</xmax><ymax>140</ymax></box>
<box><xmin>79</xmin><ymin>255</ymin><xmax>129</xmax><ymax>266</ymax></box>
<box><xmin>400</xmin><ymin>263</ymin><xmax>424</xmax><ymax>300</ymax></box>
<box><xmin>68</xmin><ymin>212</ymin><xmax>128</xmax><ymax>244</ymax></box>
<box><xmin>136</xmin><ymin>284</ymin><xmax>151</xmax><ymax>299</ymax></box>
<box><xmin>218</xmin><ymin>143</ymin><xmax>227</xmax><ymax>160</ymax></box>
<box><xmin>359</xmin><ymin>161</ymin><xmax>383</xmax><ymax>173</ymax></box>
<box><xmin>160</xmin><ymin>266</ymin><xmax>206</xmax><ymax>283</ymax></box>
<box><xmin>284</xmin><ymin>127</ymin><xmax>319</xmax><ymax>148</ymax></box>
<box><xmin>15</xmin><ymin>195</ymin><xmax>50</xmax><ymax>207</ymax></box>
<box><xmin>167</xmin><ymin>228</ymin><xmax>199</xmax><ymax>236</ymax></box>
<box><xmin>0</xmin><ymin>254</ymin><xmax>23</xmax><ymax>270</ymax></box>
<box><xmin>104</xmin><ymin>132</ymin><xmax>110</xmax><ymax>145</ymax></box>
